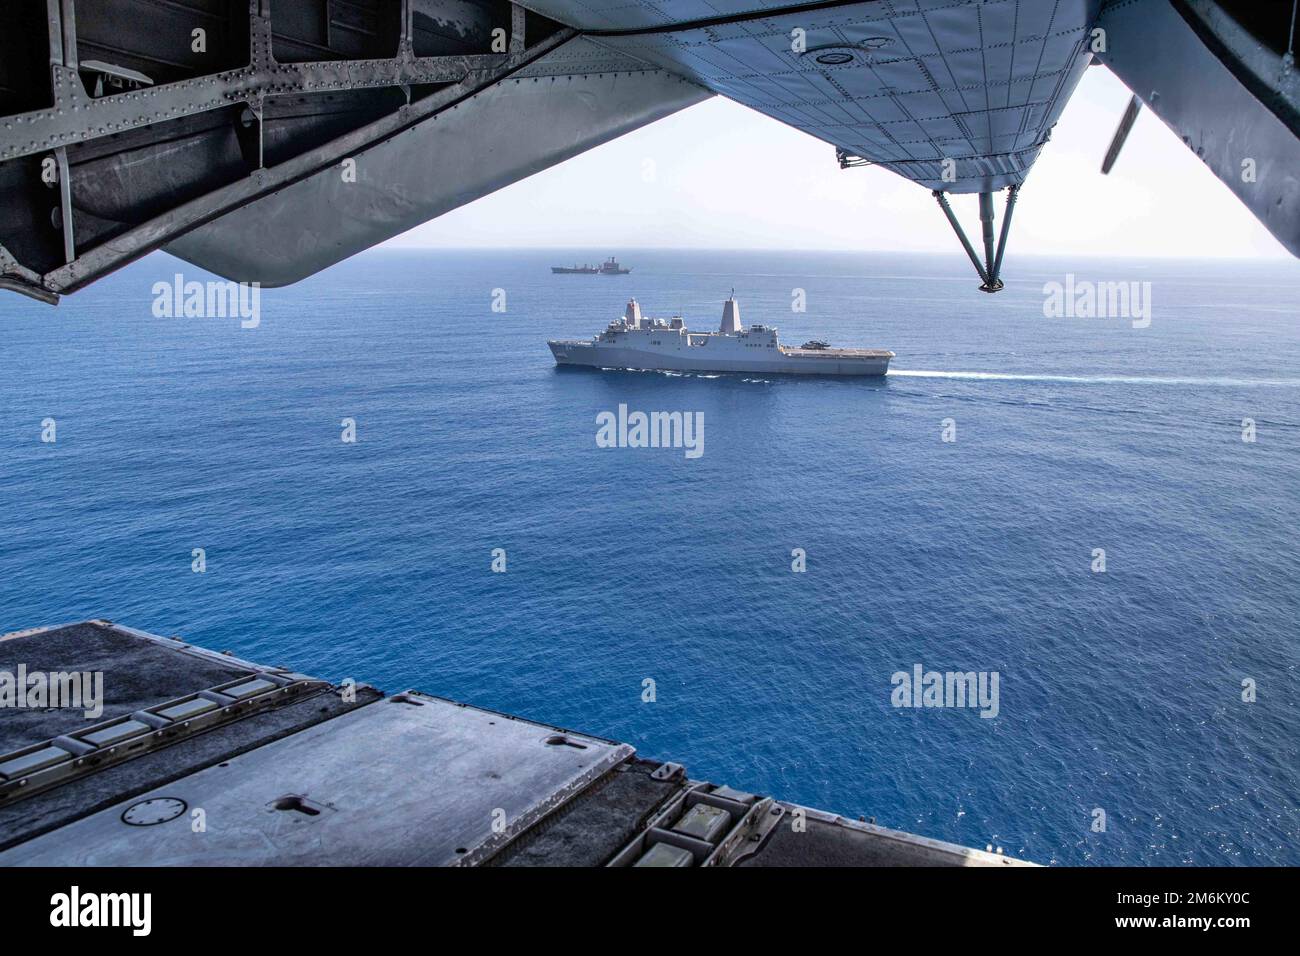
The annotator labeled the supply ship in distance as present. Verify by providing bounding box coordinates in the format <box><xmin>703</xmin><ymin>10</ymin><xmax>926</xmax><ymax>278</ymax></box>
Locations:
<box><xmin>551</xmin><ymin>256</ymin><xmax>631</xmax><ymax>275</ymax></box>
<box><xmin>549</xmin><ymin>297</ymin><xmax>894</xmax><ymax>376</ymax></box>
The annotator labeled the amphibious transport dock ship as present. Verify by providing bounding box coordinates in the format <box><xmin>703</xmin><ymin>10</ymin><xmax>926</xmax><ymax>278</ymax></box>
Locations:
<box><xmin>549</xmin><ymin>298</ymin><xmax>893</xmax><ymax>376</ymax></box>
<box><xmin>0</xmin><ymin>621</ymin><xmax>1025</xmax><ymax>867</ymax></box>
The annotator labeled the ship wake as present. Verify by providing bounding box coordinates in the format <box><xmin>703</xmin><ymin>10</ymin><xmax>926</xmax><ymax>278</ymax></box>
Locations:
<box><xmin>888</xmin><ymin>370</ymin><xmax>1300</xmax><ymax>387</ymax></box>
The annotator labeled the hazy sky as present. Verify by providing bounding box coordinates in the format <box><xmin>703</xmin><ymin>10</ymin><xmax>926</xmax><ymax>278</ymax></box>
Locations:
<box><xmin>390</xmin><ymin>65</ymin><xmax>1290</xmax><ymax>259</ymax></box>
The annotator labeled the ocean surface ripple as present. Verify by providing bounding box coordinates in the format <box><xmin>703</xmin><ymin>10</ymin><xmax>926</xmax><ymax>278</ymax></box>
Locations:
<box><xmin>1</xmin><ymin>249</ymin><xmax>1297</xmax><ymax>866</ymax></box>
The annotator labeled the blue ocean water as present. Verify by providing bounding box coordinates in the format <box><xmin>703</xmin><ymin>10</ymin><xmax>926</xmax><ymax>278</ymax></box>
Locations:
<box><xmin>2</xmin><ymin>248</ymin><xmax>1297</xmax><ymax>866</ymax></box>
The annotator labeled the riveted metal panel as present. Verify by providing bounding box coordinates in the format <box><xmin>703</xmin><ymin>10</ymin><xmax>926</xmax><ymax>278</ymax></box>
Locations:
<box><xmin>165</xmin><ymin>56</ymin><xmax>709</xmax><ymax>285</ymax></box>
<box><xmin>554</xmin><ymin>0</ymin><xmax>1101</xmax><ymax>192</ymax></box>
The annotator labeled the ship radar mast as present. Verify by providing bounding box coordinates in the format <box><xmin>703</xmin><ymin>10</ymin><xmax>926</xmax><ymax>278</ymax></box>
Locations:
<box><xmin>719</xmin><ymin>293</ymin><xmax>742</xmax><ymax>334</ymax></box>
<box><xmin>624</xmin><ymin>298</ymin><xmax>642</xmax><ymax>328</ymax></box>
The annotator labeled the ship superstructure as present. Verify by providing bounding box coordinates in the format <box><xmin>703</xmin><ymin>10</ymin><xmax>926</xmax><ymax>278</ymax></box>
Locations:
<box><xmin>549</xmin><ymin>297</ymin><xmax>893</xmax><ymax>376</ymax></box>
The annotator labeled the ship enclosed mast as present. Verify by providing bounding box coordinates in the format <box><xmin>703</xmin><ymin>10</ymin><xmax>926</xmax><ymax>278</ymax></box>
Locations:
<box><xmin>720</xmin><ymin>294</ymin><xmax>742</xmax><ymax>333</ymax></box>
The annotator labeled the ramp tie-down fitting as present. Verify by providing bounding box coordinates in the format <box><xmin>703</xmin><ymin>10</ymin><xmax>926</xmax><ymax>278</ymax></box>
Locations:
<box><xmin>932</xmin><ymin>185</ymin><xmax>1019</xmax><ymax>293</ymax></box>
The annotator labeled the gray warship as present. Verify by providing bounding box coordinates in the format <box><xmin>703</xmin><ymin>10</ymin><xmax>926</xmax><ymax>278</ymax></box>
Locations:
<box><xmin>549</xmin><ymin>297</ymin><xmax>894</xmax><ymax>376</ymax></box>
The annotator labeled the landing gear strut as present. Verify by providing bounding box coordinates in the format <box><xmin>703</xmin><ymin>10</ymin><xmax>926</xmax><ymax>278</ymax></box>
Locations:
<box><xmin>933</xmin><ymin>185</ymin><xmax>1019</xmax><ymax>293</ymax></box>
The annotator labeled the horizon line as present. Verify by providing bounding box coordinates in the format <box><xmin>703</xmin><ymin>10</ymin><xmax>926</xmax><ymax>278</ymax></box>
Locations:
<box><xmin>371</xmin><ymin>245</ymin><xmax>1298</xmax><ymax>263</ymax></box>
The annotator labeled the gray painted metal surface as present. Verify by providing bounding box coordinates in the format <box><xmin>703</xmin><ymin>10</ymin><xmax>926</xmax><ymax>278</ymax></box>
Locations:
<box><xmin>526</xmin><ymin>0</ymin><xmax>1101</xmax><ymax>192</ymax></box>
<box><xmin>0</xmin><ymin>1</ymin><xmax>592</xmax><ymax>299</ymax></box>
<box><xmin>0</xmin><ymin>621</ymin><xmax>253</xmax><ymax>755</ymax></box>
<box><xmin>47</xmin><ymin>33</ymin><xmax>583</xmax><ymax>294</ymax></box>
<box><xmin>1096</xmin><ymin>0</ymin><xmax>1300</xmax><ymax>257</ymax></box>
<box><xmin>0</xmin><ymin>690</ymin><xmax>634</xmax><ymax>866</ymax></box>
<box><xmin>166</xmin><ymin>53</ymin><xmax>710</xmax><ymax>285</ymax></box>
<box><xmin>738</xmin><ymin>804</ymin><xmax>1030</xmax><ymax>866</ymax></box>
<box><xmin>0</xmin><ymin>622</ymin><xmax>1032</xmax><ymax>865</ymax></box>
<box><xmin>516</xmin><ymin>0</ymin><xmax>838</xmax><ymax>32</ymax></box>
